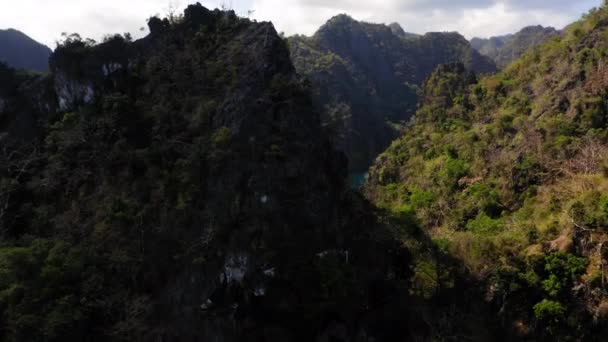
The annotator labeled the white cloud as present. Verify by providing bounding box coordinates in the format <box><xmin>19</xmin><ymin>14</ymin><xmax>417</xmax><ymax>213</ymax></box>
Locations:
<box><xmin>251</xmin><ymin>0</ymin><xmax>603</xmax><ymax>38</ymax></box>
<box><xmin>0</xmin><ymin>0</ymin><xmax>602</xmax><ymax>48</ymax></box>
<box><xmin>0</xmin><ymin>0</ymin><xmax>238</xmax><ymax>47</ymax></box>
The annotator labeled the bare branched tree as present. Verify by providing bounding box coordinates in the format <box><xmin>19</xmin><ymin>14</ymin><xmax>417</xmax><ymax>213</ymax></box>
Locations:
<box><xmin>165</xmin><ymin>0</ymin><xmax>183</xmax><ymax>23</ymax></box>
<box><xmin>220</xmin><ymin>0</ymin><xmax>233</xmax><ymax>11</ymax></box>
<box><xmin>0</xmin><ymin>143</ymin><xmax>40</xmax><ymax>232</ymax></box>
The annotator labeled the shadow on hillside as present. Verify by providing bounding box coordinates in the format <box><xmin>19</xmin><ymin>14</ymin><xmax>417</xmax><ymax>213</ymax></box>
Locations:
<box><xmin>364</xmin><ymin>201</ymin><xmax>514</xmax><ymax>342</ymax></box>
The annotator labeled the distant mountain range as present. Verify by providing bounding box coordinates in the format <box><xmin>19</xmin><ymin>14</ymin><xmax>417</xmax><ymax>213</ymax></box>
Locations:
<box><xmin>0</xmin><ymin>21</ymin><xmax>556</xmax><ymax>173</ymax></box>
<box><xmin>471</xmin><ymin>25</ymin><xmax>560</xmax><ymax>68</ymax></box>
<box><xmin>289</xmin><ymin>15</ymin><xmax>497</xmax><ymax>172</ymax></box>
<box><xmin>0</xmin><ymin>29</ymin><xmax>52</xmax><ymax>72</ymax></box>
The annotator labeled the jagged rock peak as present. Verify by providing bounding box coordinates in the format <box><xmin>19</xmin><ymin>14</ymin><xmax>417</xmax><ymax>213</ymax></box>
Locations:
<box><xmin>388</xmin><ymin>22</ymin><xmax>406</xmax><ymax>37</ymax></box>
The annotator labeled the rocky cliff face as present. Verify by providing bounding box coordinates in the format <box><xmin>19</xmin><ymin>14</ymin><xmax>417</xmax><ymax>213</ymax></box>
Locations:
<box><xmin>0</xmin><ymin>4</ymin><xmax>419</xmax><ymax>341</ymax></box>
<box><xmin>289</xmin><ymin>15</ymin><xmax>497</xmax><ymax>172</ymax></box>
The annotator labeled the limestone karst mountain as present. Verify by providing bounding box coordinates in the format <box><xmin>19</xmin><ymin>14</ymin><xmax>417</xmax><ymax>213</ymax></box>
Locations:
<box><xmin>289</xmin><ymin>15</ymin><xmax>497</xmax><ymax>173</ymax></box>
<box><xmin>0</xmin><ymin>4</ymin><xmax>421</xmax><ymax>341</ymax></box>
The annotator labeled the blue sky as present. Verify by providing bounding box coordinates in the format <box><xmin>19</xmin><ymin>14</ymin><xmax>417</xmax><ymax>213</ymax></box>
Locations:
<box><xmin>0</xmin><ymin>0</ymin><xmax>602</xmax><ymax>47</ymax></box>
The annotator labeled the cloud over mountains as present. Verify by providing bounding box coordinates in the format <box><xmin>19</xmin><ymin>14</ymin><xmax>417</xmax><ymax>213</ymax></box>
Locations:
<box><xmin>0</xmin><ymin>0</ymin><xmax>601</xmax><ymax>47</ymax></box>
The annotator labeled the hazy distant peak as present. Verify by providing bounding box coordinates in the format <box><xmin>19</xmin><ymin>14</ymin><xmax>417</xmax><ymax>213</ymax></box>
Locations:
<box><xmin>326</xmin><ymin>14</ymin><xmax>357</xmax><ymax>25</ymax></box>
<box><xmin>0</xmin><ymin>28</ymin><xmax>52</xmax><ymax>72</ymax></box>
<box><xmin>422</xmin><ymin>31</ymin><xmax>466</xmax><ymax>40</ymax></box>
<box><xmin>388</xmin><ymin>22</ymin><xmax>406</xmax><ymax>36</ymax></box>
<box><xmin>520</xmin><ymin>24</ymin><xmax>554</xmax><ymax>31</ymax></box>
<box><xmin>470</xmin><ymin>24</ymin><xmax>560</xmax><ymax>68</ymax></box>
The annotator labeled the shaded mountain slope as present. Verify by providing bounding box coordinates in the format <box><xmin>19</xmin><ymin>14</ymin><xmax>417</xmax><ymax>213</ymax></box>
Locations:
<box><xmin>289</xmin><ymin>15</ymin><xmax>497</xmax><ymax>172</ymax></box>
<box><xmin>0</xmin><ymin>4</ymin><xmax>425</xmax><ymax>341</ymax></box>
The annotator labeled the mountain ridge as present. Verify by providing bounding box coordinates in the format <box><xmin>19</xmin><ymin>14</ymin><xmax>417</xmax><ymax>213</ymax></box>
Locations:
<box><xmin>289</xmin><ymin>14</ymin><xmax>497</xmax><ymax>172</ymax></box>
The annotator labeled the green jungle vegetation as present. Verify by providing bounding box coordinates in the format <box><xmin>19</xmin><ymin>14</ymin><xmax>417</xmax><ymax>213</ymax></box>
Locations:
<box><xmin>367</xmin><ymin>5</ymin><xmax>608</xmax><ymax>340</ymax></box>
